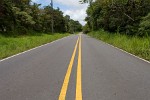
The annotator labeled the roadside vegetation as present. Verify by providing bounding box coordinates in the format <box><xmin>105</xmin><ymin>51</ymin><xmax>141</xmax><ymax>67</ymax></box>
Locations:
<box><xmin>0</xmin><ymin>33</ymin><xmax>69</xmax><ymax>59</ymax></box>
<box><xmin>0</xmin><ymin>0</ymin><xmax>82</xmax><ymax>59</ymax></box>
<box><xmin>0</xmin><ymin>0</ymin><xmax>82</xmax><ymax>34</ymax></box>
<box><xmin>81</xmin><ymin>0</ymin><xmax>150</xmax><ymax>61</ymax></box>
<box><xmin>88</xmin><ymin>30</ymin><xmax>150</xmax><ymax>61</ymax></box>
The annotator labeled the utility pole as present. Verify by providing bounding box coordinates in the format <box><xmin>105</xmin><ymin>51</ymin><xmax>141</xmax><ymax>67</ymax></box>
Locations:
<box><xmin>51</xmin><ymin>0</ymin><xmax>54</xmax><ymax>33</ymax></box>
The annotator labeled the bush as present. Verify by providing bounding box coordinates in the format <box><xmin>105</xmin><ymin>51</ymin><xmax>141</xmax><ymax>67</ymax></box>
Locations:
<box><xmin>138</xmin><ymin>13</ymin><xmax>150</xmax><ymax>37</ymax></box>
<box><xmin>82</xmin><ymin>24</ymin><xmax>90</xmax><ymax>34</ymax></box>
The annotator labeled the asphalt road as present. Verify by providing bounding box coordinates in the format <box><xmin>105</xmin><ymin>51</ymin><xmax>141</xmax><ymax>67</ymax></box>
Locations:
<box><xmin>0</xmin><ymin>34</ymin><xmax>150</xmax><ymax>100</ymax></box>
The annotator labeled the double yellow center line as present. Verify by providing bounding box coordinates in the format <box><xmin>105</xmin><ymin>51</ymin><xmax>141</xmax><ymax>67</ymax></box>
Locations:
<box><xmin>59</xmin><ymin>35</ymin><xmax>82</xmax><ymax>100</ymax></box>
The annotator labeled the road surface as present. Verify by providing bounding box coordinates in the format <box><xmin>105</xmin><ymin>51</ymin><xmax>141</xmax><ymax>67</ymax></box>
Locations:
<box><xmin>0</xmin><ymin>34</ymin><xmax>150</xmax><ymax>100</ymax></box>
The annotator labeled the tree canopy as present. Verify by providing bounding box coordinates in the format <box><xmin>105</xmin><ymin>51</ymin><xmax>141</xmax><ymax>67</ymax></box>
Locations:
<box><xmin>0</xmin><ymin>0</ymin><xmax>82</xmax><ymax>35</ymax></box>
<box><xmin>82</xmin><ymin>0</ymin><xmax>150</xmax><ymax>36</ymax></box>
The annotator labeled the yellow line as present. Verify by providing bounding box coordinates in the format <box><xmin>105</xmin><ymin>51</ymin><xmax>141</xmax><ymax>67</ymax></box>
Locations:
<box><xmin>76</xmin><ymin>34</ymin><xmax>82</xmax><ymax>100</ymax></box>
<box><xmin>59</xmin><ymin>37</ymin><xmax>79</xmax><ymax>100</ymax></box>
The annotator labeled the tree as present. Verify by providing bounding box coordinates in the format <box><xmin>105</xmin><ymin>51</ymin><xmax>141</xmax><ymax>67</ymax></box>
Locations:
<box><xmin>0</xmin><ymin>0</ymin><xmax>82</xmax><ymax>35</ymax></box>
<box><xmin>64</xmin><ymin>15</ymin><xmax>70</xmax><ymax>32</ymax></box>
<box><xmin>83</xmin><ymin>0</ymin><xmax>150</xmax><ymax>36</ymax></box>
<box><xmin>138</xmin><ymin>13</ymin><xmax>150</xmax><ymax>36</ymax></box>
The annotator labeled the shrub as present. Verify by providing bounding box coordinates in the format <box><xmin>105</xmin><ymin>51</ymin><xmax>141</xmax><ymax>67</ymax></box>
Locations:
<box><xmin>138</xmin><ymin>13</ymin><xmax>150</xmax><ymax>37</ymax></box>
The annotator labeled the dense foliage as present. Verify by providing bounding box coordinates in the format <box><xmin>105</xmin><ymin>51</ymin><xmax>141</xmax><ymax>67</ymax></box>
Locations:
<box><xmin>82</xmin><ymin>0</ymin><xmax>150</xmax><ymax>36</ymax></box>
<box><xmin>0</xmin><ymin>0</ymin><xmax>82</xmax><ymax>35</ymax></box>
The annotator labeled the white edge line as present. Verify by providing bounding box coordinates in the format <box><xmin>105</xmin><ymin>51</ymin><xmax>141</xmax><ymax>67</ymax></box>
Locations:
<box><xmin>106</xmin><ymin>43</ymin><xmax>150</xmax><ymax>64</ymax></box>
<box><xmin>0</xmin><ymin>35</ymin><xmax>72</xmax><ymax>62</ymax></box>
<box><xmin>89</xmin><ymin>35</ymin><xmax>150</xmax><ymax>64</ymax></box>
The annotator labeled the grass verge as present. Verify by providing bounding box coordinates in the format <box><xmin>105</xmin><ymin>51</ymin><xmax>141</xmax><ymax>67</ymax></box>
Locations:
<box><xmin>88</xmin><ymin>30</ymin><xmax>150</xmax><ymax>61</ymax></box>
<box><xmin>0</xmin><ymin>33</ymin><xmax>69</xmax><ymax>60</ymax></box>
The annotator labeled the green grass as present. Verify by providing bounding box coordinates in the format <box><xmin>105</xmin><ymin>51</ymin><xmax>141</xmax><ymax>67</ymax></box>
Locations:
<box><xmin>88</xmin><ymin>30</ymin><xmax>150</xmax><ymax>61</ymax></box>
<box><xmin>0</xmin><ymin>33</ymin><xmax>69</xmax><ymax>59</ymax></box>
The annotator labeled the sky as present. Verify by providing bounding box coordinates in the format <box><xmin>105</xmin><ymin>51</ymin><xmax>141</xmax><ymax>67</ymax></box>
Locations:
<box><xmin>31</xmin><ymin>0</ymin><xmax>88</xmax><ymax>25</ymax></box>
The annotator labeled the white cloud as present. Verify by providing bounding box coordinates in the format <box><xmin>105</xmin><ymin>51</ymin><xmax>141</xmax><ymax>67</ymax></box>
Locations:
<box><xmin>63</xmin><ymin>7</ymin><xmax>87</xmax><ymax>25</ymax></box>
<box><xmin>31</xmin><ymin>0</ymin><xmax>88</xmax><ymax>25</ymax></box>
<box><xmin>31</xmin><ymin>0</ymin><xmax>39</xmax><ymax>3</ymax></box>
<box><xmin>55</xmin><ymin>0</ymin><xmax>88</xmax><ymax>25</ymax></box>
<box><xmin>55</xmin><ymin>0</ymin><xmax>83</xmax><ymax>8</ymax></box>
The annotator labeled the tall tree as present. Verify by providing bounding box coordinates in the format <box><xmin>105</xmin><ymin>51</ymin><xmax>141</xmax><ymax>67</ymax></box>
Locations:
<box><xmin>83</xmin><ymin>0</ymin><xmax>150</xmax><ymax>36</ymax></box>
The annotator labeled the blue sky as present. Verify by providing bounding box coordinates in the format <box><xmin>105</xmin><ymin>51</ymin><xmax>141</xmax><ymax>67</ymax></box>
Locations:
<box><xmin>31</xmin><ymin>0</ymin><xmax>88</xmax><ymax>25</ymax></box>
